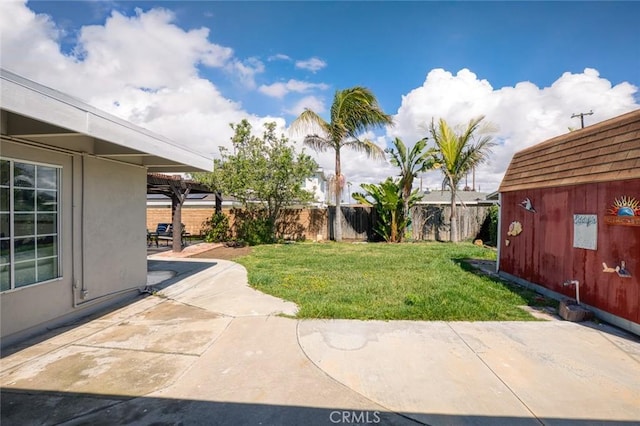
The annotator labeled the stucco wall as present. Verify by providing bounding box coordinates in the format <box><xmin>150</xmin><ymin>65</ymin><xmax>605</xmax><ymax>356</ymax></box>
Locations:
<box><xmin>1</xmin><ymin>140</ymin><xmax>147</xmax><ymax>342</ymax></box>
<box><xmin>82</xmin><ymin>156</ymin><xmax>147</xmax><ymax>300</ymax></box>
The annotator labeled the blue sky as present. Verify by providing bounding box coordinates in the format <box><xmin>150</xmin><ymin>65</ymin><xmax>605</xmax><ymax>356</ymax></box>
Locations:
<box><xmin>28</xmin><ymin>1</ymin><xmax>640</xmax><ymax>116</ymax></box>
<box><xmin>3</xmin><ymin>1</ymin><xmax>640</xmax><ymax>190</ymax></box>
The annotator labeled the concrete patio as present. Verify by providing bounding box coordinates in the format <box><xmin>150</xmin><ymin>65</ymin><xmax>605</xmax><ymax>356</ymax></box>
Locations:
<box><xmin>1</xmin><ymin>257</ymin><xmax>639</xmax><ymax>425</ymax></box>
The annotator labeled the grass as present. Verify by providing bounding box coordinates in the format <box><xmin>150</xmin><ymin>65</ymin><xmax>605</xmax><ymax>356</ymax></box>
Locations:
<box><xmin>235</xmin><ymin>242</ymin><xmax>555</xmax><ymax>321</ymax></box>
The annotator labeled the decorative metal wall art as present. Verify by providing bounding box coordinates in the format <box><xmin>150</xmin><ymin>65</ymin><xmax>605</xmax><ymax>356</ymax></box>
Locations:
<box><xmin>604</xmin><ymin>196</ymin><xmax>640</xmax><ymax>226</ymax></box>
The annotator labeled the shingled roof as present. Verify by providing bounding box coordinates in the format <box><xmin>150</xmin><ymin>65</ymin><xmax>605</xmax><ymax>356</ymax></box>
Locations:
<box><xmin>499</xmin><ymin>109</ymin><xmax>640</xmax><ymax>192</ymax></box>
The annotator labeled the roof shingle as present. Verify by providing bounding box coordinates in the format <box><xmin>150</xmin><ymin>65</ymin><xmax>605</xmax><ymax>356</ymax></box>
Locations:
<box><xmin>499</xmin><ymin>109</ymin><xmax>640</xmax><ymax>192</ymax></box>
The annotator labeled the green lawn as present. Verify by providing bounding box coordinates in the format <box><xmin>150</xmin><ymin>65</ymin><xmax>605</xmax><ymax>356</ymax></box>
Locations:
<box><xmin>235</xmin><ymin>242</ymin><xmax>553</xmax><ymax>321</ymax></box>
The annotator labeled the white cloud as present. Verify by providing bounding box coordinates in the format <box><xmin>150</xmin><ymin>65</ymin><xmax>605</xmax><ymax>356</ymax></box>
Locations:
<box><xmin>387</xmin><ymin>68</ymin><xmax>639</xmax><ymax>192</ymax></box>
<box><xmin>0</xmin><ymin>1</ymin><xmax>269</xmax><ymax>159</ymax></box>
<box><xmin>226</xmin><ymin>57</ymin><xmax>265</xmax><ymax>90</ymax></box>
<box><xmin>268</xmin><ymin>53</ymin><xmax>291</xmax><ymax>61</ymax></box>
<box><xmin>259</xmin><ymin>79</ymin><xmax>329</xmax><ymax>99</ymax></box>
<box><xmin>285</xmin><ymin>95</ymin><xmax>326</xmax><ymax>116</ymax></box>
<box><xmin>295</xmin><ymin>57</ymin><xmax>327</xmax><ymax>73</ymax></box>
<box><xmin>2</xmin><ymin>2</ymin><xmax>637</xmax><ymax>194</ymax></box>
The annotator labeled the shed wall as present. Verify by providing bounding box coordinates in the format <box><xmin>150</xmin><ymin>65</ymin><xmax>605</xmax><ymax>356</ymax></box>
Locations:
<box><xmin>499</xmin><ymin>179</ymin><xmax>640</xmax><ymax>325</ymax></box>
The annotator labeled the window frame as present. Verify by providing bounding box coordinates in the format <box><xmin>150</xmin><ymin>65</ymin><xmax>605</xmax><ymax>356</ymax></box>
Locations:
<box><xmin>1</xmin><ymin>157</ymin><xmax>62</xmax><ymax>293</ymax></box>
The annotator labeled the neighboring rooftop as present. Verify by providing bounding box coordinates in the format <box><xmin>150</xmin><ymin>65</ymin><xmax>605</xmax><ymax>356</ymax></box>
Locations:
<box><xmin>499</xmin><ymin>109</ymin><xmax>640</xmax><ymax>193</ymax></box>
<box><xmin>418</xmin><ymin>190</ymin><xmax>493</xmax><ymax>205</ymax></box>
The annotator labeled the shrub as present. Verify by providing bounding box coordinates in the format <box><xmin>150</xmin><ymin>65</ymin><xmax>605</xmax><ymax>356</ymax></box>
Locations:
<box><xmin>488</xmin><ymin>205</ymin><xmax>499</xmax><ymax>246</ymax></box>
<box><xmin>232</xmin><ymin>209</ymin><xmax>276</xmax><ymax>246</ymax></box>
<box><xmin>201</xmin><ymin>212</ymin><xmax>230</xmax><ymax>243</ymax></box>
<box><xmin>475</xmin><ymin>204</ymin><xmax>499</xmax><ymax>246</ymax></box>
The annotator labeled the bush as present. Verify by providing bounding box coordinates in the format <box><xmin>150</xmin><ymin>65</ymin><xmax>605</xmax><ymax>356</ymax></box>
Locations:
<box><xmin>475</xmin><ymin>204</ymin><xmax>499</xmax><ymax>246</ymax></box>
<box><xmin>488</xmin><ymin>205</ymin><xmax>499</xmax><ymax>246</ymax></box>
<box><xmin>232</xmin><ymin>209</ymin><xmax>276</xmax><ymax>246</ymax></box>
<box><xmin>201</xmin><ymin>213</ymin><xmax>230</xmax><ymax>243</ymax></box>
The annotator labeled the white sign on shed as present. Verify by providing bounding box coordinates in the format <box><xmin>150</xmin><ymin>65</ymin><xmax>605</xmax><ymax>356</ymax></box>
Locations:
<box><xmin>573</xmin><ymin>214</ymin><xmax>597</xmax><ymax>250</ymax></box>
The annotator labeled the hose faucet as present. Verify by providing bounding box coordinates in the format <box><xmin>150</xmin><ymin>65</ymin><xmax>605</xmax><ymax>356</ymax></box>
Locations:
<box><xmin>563</xmin><ymin>280</ymin><xmax>580</xmax><ymax>304</ymax></box>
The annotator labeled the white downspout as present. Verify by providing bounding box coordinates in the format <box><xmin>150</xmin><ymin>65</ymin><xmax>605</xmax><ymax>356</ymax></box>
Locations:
<box><xmin>72</xmin><ymin>153</ymin><xmax>143</xmax><ymax>309</ymax></box>
<box><xmin>72</xmin><ymin>153</ymin><xmax>87</xmax><ymax>308</ymax></box>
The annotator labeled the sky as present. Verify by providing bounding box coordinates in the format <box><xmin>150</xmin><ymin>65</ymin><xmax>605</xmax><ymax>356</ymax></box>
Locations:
<box><xmin>1</xmin><ymin>0</ymin><xmax>639</xmax><ymax>193</ymax></box>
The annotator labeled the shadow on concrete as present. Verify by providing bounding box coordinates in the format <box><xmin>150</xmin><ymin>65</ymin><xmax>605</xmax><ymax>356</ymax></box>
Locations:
<box><xmin>2</xmin><ymin>388</ymin><xmax>638</xmax><ymax>426</ymax></box>
<box><xmin>146</xmin><ymin>259</ymin><xmax>218</xmax><ymax>292</ymax></box>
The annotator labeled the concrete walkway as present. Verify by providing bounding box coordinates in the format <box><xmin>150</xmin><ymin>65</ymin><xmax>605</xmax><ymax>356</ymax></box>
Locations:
<box><xmin>1</xmin><ymin>258</ymin><xmax>639</xmax><ymax>425</ymax></box>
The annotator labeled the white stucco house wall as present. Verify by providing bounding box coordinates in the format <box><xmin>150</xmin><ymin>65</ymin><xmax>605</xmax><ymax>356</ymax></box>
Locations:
<box><xmin>303</xmin><ymin>168</ymin><xmax>328</xmax><ymax>206</ymax></box>
<box><xmin>0</xmin><ymin>69</ymin><xmax>212</xmax><ymax>345</ymax></box>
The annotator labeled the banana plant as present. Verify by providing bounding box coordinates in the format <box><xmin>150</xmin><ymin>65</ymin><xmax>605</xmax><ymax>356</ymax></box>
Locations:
<box><xmin>353</xmin><ymin>178</ymin><xmax>421</xmax><ymax>242</ymax></box>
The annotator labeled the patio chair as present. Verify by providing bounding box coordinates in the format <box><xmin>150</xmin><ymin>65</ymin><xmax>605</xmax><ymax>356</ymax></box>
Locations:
<box><xmin>154</xmin><ymin>223</ymin><xmax>189</xmax><ymax>247</ymax></box>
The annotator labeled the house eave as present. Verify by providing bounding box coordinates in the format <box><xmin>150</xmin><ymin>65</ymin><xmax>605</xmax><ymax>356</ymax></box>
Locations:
<box><xmin>0</xmin><ymin>69</ymin><xmax>212</xmax><ymax>172</ymax></box>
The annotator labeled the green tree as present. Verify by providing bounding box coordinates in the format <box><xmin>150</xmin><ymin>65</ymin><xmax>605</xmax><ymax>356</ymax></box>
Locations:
<box><xmin>386</xmin><ymin>137</ymin><xmax>436</xmax><ymax>241</ymax></box>
<box><xmin>428</xmin><ymin>116</ymin><xmax>495</xmax><ymax>242</ymax></box>
<box><xmin>194</xmin><ymin>119</ymin><xmax>318</xmax><ymax>243</ymax></box>
<box><xmin>291</xmin><ymin>87</ymin><xmax>393</xmax><ymax>242</ymax></box>
<box><xmin>353</xmin><ymin>178</ymin><xmax>421</xmax><ymax>243</ymax></box>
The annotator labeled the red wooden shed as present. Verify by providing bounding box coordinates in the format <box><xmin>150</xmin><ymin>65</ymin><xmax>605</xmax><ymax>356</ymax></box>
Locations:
<box><xmin>498</xmin><ymin>109</ymin><xmax>640</xmax><ymax>334</ymax></box>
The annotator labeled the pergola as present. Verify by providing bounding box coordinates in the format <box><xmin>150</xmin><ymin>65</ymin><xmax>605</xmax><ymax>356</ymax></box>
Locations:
<box><xmin>147</xmin><ymin>173</ymin><xmax>221</xmax><ymax>252</ymax></box>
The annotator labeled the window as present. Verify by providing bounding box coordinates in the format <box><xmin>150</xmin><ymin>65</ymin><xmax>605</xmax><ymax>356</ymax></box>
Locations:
<box><xmin>1</xmin><ymin>159</ymin><xmax>60</xmax><ymax>291</ymax></box>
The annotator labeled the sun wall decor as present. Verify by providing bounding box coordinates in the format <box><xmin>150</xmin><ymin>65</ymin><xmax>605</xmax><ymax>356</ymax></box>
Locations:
<box><xmin>604</xmin><ymin>196</ymin><xmax>640</xmax><ymax>226</ymax></box>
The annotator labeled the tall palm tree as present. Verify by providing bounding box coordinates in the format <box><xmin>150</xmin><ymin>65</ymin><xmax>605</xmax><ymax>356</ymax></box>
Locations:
<box><xmin>291</xmin><ymin>87</ymin><xmax>393</xmax><ymax>241</ymax></box>
<box><xmin>386</xmin><ymin>137</ymin><xmax>435</xmax><ymax>241</ymax></box>
<box><xmin>429</xmin><ymin>116</ymin><xmax>495</xmax><ymax>242</ymax></box>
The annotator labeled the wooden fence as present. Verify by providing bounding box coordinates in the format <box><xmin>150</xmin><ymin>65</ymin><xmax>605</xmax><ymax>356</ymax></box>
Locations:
<box><xmin>411</xmin><ymin>204</ymin><xmax>494</xmax><ymax>242</ymax></box>
<box><xmin>148</xmin><ymin>203</ymin><xmax>494</xmax><ymax>242</ymax></box>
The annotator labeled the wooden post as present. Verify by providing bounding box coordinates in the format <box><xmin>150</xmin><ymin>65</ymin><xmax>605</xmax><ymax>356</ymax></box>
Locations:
<box><xmin>168</xmin><ymin>178</ymin><xmax>191</xmax><ymax>253</ymax></box>
<box><xmin>171</xmin><ymin>192</ymin><xmax>182</xmax><ymax>252</ymax></box>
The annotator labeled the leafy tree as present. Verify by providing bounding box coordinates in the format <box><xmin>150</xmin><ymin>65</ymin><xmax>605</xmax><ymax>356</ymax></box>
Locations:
<box><xmin>353</xmin><ymin>178</ymin><xmax>421</xmax><ymax>243</ymax></box>
<box><xmin>386</xmin><ymin>137</ymin><xmax>436</xmax><ymax>241</ymax></box>
<box><xmin>291</xmin><ymin>86</ymin><xmax>393</xmax><ymax>242</ymax></box>
<box><xmin>428</xmin><ymin>116</ymin><xmax>495</xmax><ymax>242</ymax></box>
<box><xmin>194</xmin><ymin>119</ymin><xmax>318</xmax><ymax>243</ymax></box>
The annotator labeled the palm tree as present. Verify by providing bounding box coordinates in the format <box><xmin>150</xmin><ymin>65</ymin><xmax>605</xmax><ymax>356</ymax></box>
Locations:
<box><xmin>429</xmin><ymin>116</ymin><xmax>495</xmax><ymax>242</ymax></box>
<box><xmin>386</xmin><ymin>137</ymin><xmax>435</xmax><ymax>241</ymax></box>
<box><xmin>291</xmin><ymin>87</ymin><xmax>393</xmax><ymax>241</ymax></box>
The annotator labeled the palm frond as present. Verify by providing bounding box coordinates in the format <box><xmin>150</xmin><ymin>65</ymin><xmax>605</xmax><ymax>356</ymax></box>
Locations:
<box><xmin>303</xmin><ymin>134</ymin><xmax>332</xmax><ymax>152</ymax></box>
<box><xmin>343</xmin><ymin>138</ymin><xmax>386</xmax><ymax>161</ymax></box>
<box><xmin>429</xmin><ymin>116</ymin><xmax>495</xmax><ymax>191</ymax></box>
<box><xmin>290</xmin><ymin>109</ymin><xmax>331</xmax><ymax>138</ymax></box>
<box><xmin>332</xmin><ymin>87</ymin><xmax>394</xmax><ymax>139</ymax></box>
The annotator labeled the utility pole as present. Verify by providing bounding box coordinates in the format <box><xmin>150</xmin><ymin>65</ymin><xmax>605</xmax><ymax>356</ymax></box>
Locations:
<box><xmin>571</xmin><ymin>110</ymin><xmax>593</xmax><ymax>129</ymax></box>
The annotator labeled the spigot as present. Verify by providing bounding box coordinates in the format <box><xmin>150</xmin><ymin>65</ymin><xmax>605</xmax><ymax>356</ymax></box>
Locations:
<box><xmin>562</xmin><ymin>280</ymin><xmax>580</xmax><ymax>304</ymax></box>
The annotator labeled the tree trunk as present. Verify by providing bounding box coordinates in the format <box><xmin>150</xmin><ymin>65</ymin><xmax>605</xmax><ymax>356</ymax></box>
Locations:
<box><xmin>169</xmin><ymin>180</ymin><xmax>190</xmax><ymax>253</ymax></box>
<box><xmin>402</xmin><ymin>186</ymin><xmax>410</xmax><ymax>243</ymax></box>
<box><xmin>390</xmin><ymin>210</ymin><xmax>398</xmax><ymax>242</ymax></box>
<box><xmin>450</xmin><ymin>186</ymin><xmax>458</xmax><ymax>243</ymax></box>
<box><xmin>334</xmin><ymin>149</ymin><xmax>343</xmax><ymax>242</ymax></box>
